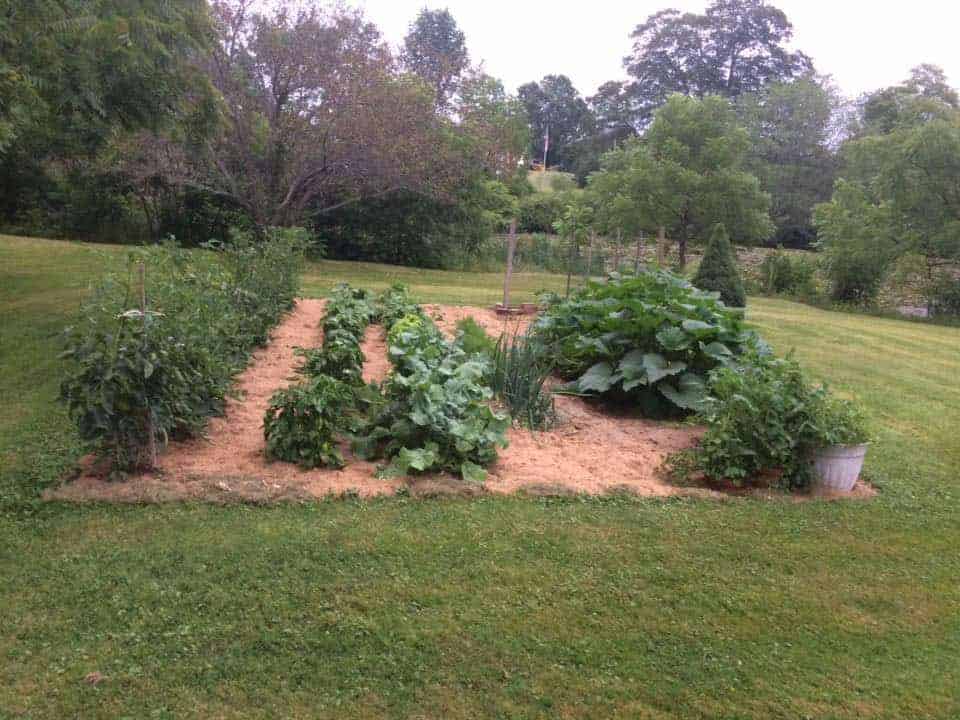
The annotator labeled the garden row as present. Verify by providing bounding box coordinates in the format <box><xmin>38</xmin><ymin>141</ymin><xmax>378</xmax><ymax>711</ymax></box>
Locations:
<box><xmin>264</xmin><ymin>285</ymin><xmax>518</xmax><ymax>482</ymax></box>
<box><xmin>60</xmin><ymin>229</ymin><xmax>308</xmax><ymax>472</ymax></box>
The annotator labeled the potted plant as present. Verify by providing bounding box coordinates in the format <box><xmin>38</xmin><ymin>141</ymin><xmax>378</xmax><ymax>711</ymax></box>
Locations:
<box><xmin>808</xmin><ymin>396</ymin><xmax>871</xmax><ymax>492</ymax></box>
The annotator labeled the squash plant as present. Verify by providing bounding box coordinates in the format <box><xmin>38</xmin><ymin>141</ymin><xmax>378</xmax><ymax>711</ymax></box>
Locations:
<box><xmin>533</xmin><ymin>269</ymin><xmax>758</xmax><ymax>417</ymax></box>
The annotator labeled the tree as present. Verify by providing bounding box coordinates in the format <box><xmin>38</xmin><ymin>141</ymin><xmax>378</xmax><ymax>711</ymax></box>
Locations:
<box><xmin>737</xmin><ymin>78</ymin><xmax>840</xmax><ymax>247</ymax></box>
<box><xmin>457</xmin><ymin>72</ymin><xmax>529</xmax><ymax>176</ymax></box>
<box><xmin>401</xmin><ymin>8</ymin><xmax>469</xmax><ymax>110</ymax></box>
<box><xmin>190</xmin><ymin>0</ymin><xmax>464</xmax><ymax>228</ymax></box>
<box><xmin>591</xmin><ymin>94</ymin><xmax>773</xmax><ymax>267</ymax></box>
<box><xmin>859</xmin><ymin>64</ymin><xmax>959</xmax><ymax>135</ymax></box>
<box><xmin>692</xmin><ymin>223</ymin><xmax>746</xmax><ymax>306</ymax></box>
<box><xmin>518</xmin><ymin>75</ymin><xmax>593</xmax><ymax>170</ymax></box>
<box><xmin>623</xmin><ymin>0</ymin><xmax>812</xmax><ymax>127</ymax></box>
<box><xmin>816</xmin><ymin>117</ymin><xmax>960</xmax><ymax>302</ymax></box>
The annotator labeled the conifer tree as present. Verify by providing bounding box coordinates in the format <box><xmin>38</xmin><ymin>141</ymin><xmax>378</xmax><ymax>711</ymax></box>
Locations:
<box><xmin>693</xmin><ymin>224</ymin><xmax>746</xmax><ymax>307</ymax></box>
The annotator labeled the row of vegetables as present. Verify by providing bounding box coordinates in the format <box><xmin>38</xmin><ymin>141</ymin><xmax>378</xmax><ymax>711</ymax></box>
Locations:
<box><xmin>263</xmin><ymin>284</ymin><xmax>510</xmax><ymax>482</ymax></box>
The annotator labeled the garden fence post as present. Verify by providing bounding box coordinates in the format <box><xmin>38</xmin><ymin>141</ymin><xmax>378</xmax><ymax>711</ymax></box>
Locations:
<box><xmin>503</xmin><ymin>218</ymin><xmax>517</xmax><ymax>308</ymax></box>
<box><xmin>635</xmin><ymin>231</ymin><xmax>643</xmax><ymax>274</ymax></box>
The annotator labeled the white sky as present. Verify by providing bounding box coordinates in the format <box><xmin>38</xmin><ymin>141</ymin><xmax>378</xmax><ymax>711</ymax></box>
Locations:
<box><xmin>353</xmin><ymin>0</ymin><xmax>960</xmax><ymax>100</ymax></box>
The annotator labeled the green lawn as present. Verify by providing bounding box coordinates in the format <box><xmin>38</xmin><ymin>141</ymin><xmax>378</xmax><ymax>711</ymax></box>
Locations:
<box><xmin>2</xmin><ymin>234</ymin><xmax>959</xmax><ymax>719</ymax></box>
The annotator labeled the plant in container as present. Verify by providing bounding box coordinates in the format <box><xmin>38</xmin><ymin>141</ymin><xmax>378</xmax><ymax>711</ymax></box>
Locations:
<box><xmin>808</xmin><ymin>395</ymin><xmax>871</xmax><ymax>492</ymax></box>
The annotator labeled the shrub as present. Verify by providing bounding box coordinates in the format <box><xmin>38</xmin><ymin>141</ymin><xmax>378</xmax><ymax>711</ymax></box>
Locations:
<box><xmin>692</xmin><ymin>224</ymin><xmax>746</xmax><ymax>307</ymax></box>
<box><xmin>759</xmin><ymin>249</ymin><xmax>818</xmax><ymax>297</ymax></box>
<box><xmin>517</xmin><ymin>193</ymin><xmax>566</xmax><ymax>234</ymax></box>
<box><xmin>692</xmin><ymin>352</ymin><xmax>870</xmax><ymax>489</ymax></box>
<box><xmin>927</xmin><ymin>273</ymin><xmax>960</xmax><ymax>316</ymax></box>
<box><xmin>263</xmin><ymin>374</ymin><xmax>357</xmax><ymax>469</ymax></box>
<box><xmin>533</xmin><ymin>269</ymin><xmax>756</xmax><ymax>417</ymax></box>
<box><xmin>823</xmin><ymin>241</ymin><xmax>890</xmax><ymax>303</ymax></box>
<box><xmin>60</xmin><ymin>231</ymin><xmax>306</xmax><ymax>470</ymax></box>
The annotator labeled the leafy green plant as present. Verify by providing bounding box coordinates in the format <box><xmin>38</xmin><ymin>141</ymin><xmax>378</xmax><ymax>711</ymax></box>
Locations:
<box><xmin>691</xmin><ymin>352</ymin><xmax>870</xmax><ymax>489</ymax></box>
<box><xmin>263</xmin><ymin>374</ymin><xmax>358</xmax><ymax>469</ymax></box>
<box><xmin>533</xmin><ymin>268</ymin><xmax>756</xmax><ymax>417</ymax></box>
<box><xmin>60</xmin><ymin>231</ymin><xmax>306</xmax><ymax>470</ymax></box>
<box><xmin>692</xmin><ymin>223</ymin><xmax>746</xmax><ymax>307</ymax></box>
<box><xmin>759</xmin><ymin>248</ymin><xmax>817</xmax><ymax>296</ymax></box>
<box><xmin>491</xmin><ymin>330</ymin><xmax>556</xmax><ymax>430</ymax></box>
<box><xmin>455</xmin><ymin>317</ymin><xmax>496</xmax><ymax>358</ymax></box>
<box><xmin>808</xmin><ymin>395</ymin><xmax>871</xmax><ymax>447</ymax></box>
<box><xmin>354</xmin><ymin>290</ymin><xmax>509</xmax><ymax>481</ymax></box>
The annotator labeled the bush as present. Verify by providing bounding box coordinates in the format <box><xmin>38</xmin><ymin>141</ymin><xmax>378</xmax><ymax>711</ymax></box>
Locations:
<box><xmin>60</xmin><ymin>230</ymin><xmax>307</xmax><ymax>470</ymax></box>
<box><xmin>692</xmin><ymin>224</ymin><xmax>746</xmax><ymax>307</ymax></box>
<box><xmin>927</xmin><ymin>273</ymin><xmax>960</xmax><ymax>316</ymax></box>
<box><xmin>517</xmin><ymin>193</ymin><xmax>566</xmax><ymax>234</ymax></box>
<box><xmin>263</xmin><ymin>374</ymin><xmax>357</xmax><ymax>469</ymax></box>
<box><xmin>692</xmin><ymin>352</ymin><xmax>869</xmax><ymax>489</ymax></box>
<box><xmin>533</xmin><ymin>269</ymin><xmax>756</xmax><ymax>417</ymax></box>
<box><xmin>759</xmin><ymin>248</ymin><xmax>818</xmax><ymax>296</ymax></box>
<box><xmin>823</xmin><ymin>241</ymin><xmax>890</xmax><ymax>303</ymax></box>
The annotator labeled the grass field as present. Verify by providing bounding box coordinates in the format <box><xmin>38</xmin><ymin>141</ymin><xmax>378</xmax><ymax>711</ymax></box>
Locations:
<box><xmin>2</xmin><ymin>234</ymin><xmax>959</xmax><ymax>719</ymax></box>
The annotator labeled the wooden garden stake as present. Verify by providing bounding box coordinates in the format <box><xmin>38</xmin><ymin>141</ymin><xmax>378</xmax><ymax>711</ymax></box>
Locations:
<box><xmin>656</xmin><ymin>226</ymin><xmax>667</xmax><ymax>265</ymax></box>
<box><xmin>139</xmin><ymin>261</ymin><xmax>157</xmax><ymax>470</ymax></box>
<box><xmin>634</xmin><ymin>231</ymin><xmax>643</xmax><ymax>274</ymax></box>
<box><xmin>502</xmin><ymin>218</ymin><xmax>517</xmax><ymax>308</ymax></box>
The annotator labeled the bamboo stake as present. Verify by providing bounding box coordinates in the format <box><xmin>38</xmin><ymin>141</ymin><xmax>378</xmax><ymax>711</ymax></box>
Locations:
<box><xmin>139</xmin><ymin>262</ymin><xmax>157</xmax><ymax>470</ymax></box>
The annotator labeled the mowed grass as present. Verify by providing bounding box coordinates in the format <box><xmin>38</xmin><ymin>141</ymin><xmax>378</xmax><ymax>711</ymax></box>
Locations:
<box><xmin>1</xmin><ymin>234</ymin><xmax>959</xmax><ymax>719</ymax></box>
<box><xmin>302</xmin><ymin>258</ymin><xmax>567</xmax><ymax>305</ymax></box>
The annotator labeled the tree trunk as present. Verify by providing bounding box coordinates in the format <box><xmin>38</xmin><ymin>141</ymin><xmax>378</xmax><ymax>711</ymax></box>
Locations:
<box><xmin>502</xmin><ymin>218</ymin><xmax>518</xmax><ymax>308</ymax></box>
<box><xmin>656</xmin><ymin>226</ymin><xmax>667</xmax><ymax>266</ymax></box>
<box><xmin>614</xmin><ymin>229</ymin><xmax>622</xmax><ymax>271</ymax></box>
<box><xmin>635</xmin><ymin>231</ymin><xmax>643</xmax><ymax>274</ymax></box>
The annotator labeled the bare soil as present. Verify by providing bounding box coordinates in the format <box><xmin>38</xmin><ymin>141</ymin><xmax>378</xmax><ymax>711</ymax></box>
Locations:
<box><xmin>47</xmin><ymin>299</ymin><xmax>874</xmax><ymax>503</ymax></box>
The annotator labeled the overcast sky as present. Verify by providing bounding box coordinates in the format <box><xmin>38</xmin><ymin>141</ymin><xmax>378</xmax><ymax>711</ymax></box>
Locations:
<box><xmin>353</xmin><ymin>0</ymin><xmax>960</xmax><ymax>100</ymax></box>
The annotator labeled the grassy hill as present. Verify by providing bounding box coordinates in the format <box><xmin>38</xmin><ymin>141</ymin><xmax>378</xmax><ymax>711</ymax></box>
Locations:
<box><xmin>2</xmin><ymin>234</ymin><xmax>959</xmax><ymax>719</ymax></box>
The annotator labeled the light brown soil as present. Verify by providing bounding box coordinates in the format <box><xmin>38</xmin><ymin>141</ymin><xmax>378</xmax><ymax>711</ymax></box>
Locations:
<box><xmin>47</xmin><ymin>300</ymin><xmax>874</xmax><ymax>503</ymax></box>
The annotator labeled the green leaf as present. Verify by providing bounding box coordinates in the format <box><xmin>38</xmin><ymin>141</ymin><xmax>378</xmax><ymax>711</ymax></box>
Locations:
<box><xmin>397</xmin><ymin>443</ymin><xmax>439</xmax><ymax>472</ymax></box>
<box><xmin>656</xmin><ymin>326</ymin><xmax>692</xmax><ymax>351</ymax></box>
<box><xmin>576</xmin><ymin>362</ymin><xmax>616</xmax><ymax>393</ymax></box>
<box><xmin>681</xmin><ymin>319</ymin><xmax>714</xmax><ymax>336</ymax></box>
<box><xmin>460</xmin><ymin>461</ymin><xmax>487</xmax><ymax>484</ymax></box>
<box><xmin>659</xmin><ymin>372</ymin><xmax>708</xmax><ymax>411</ymax></box>
<box><xmin>643</xmin><ymin>353</ymin><xmax>687</xmax><ymax>384</ymax></box>
<box><xmin>700</xmin><ymin>340</ymin><xmax>733</xmax><ymax>363</ymax></box>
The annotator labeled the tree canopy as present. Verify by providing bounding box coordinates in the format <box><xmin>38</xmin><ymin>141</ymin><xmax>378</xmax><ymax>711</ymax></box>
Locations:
<box><xmin>401</xmin><ymin>8</ymin><xmax>469</xmax><ymax>110</ymax></box>
<box><xmin>623</xmin><ymin>0</ymin><xmax>813</xmax><ymax>128</ymax></box>
<box><xmin>518</xmin><ymin>75</ymin><xmax>593</xmax><ymax>169</ymax></box>
<box><xmin>590</xmin><ymin>94</ymin><xmax>773</xmax><ymax>266</ymax></box>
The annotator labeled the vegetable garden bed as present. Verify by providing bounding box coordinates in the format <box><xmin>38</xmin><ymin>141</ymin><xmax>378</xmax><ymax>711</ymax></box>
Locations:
<box><xmin>46</xmin><ymin>297</ymin><xmax>726</xmax><ymax>503</ymax></box>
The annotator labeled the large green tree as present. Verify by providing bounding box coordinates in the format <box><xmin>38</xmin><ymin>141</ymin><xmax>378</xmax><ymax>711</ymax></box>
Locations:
<box><xmin>518</xmin><ymin>75</ymin><xmax>593</xmax><ymax>170</ymax></box>
<box><xmin>401</xmin><ymin>7</ymin><xmax>469</xmax><ymax>110</ymax></box>
<box><xmin>590</xmin><ymin>94</ymin><xmax>773</xmax><ymax>267</ymax></box>
<box><xmin>623</xmin><ymin>0</ymin><xmax>812</xmax><ymax>128</ymax></box>
<box><xmin>816</xmin><ymin>118</ymin><xmax>960</xmax><ymax>297</ymax></box>
<box><xmin>737</xmin><ymin>78</ymin><xmax>840</xmax><ymax>247</ymax></box>
<box><xmin>858</xmin><ymin>64</ymin><xmax>959</xmax><ymax>136</ymax></box>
